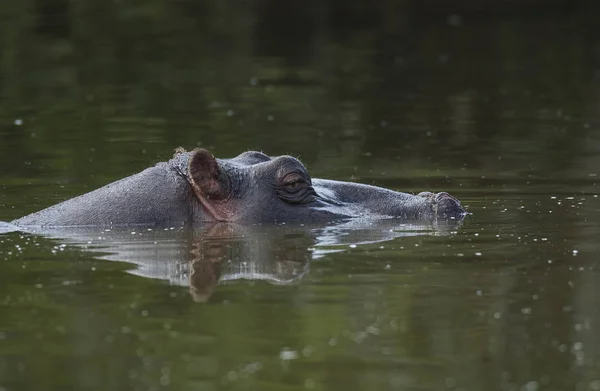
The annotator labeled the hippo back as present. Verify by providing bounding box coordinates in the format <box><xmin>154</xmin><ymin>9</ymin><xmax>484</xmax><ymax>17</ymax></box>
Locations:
<box><xmin>12</xmin><ymin>163</ymin><xmax>195</xmax><ymax>228</ymax></box>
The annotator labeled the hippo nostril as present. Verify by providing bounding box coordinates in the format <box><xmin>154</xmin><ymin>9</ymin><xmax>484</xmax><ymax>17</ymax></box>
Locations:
<box><xmin>434</xmin><ymin>192</ymin><xmax>465</xmax><ymax>219</ymax></box>
<box><xmin>435</xmin><ymin>191</ymin><xmax>458</xmax><ymax>203</ymax></box>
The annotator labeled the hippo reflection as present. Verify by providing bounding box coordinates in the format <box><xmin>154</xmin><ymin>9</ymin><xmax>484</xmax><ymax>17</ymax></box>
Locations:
<box><xmin>18</xmin><ymin>220</ymin><xmax>461</xmax><ymax>301</ymax></box>
<box><xmin>188</xmin><ymin>224</ymin><xmax>315</xmax><ymax>301</ymax></box>
<box><xmin>11</xmin><ymin>148</ymin><xmax>465</xmax><ymax>228</ymax></box>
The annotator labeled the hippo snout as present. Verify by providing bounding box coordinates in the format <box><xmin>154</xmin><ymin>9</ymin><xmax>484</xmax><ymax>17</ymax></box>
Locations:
<box><xmin>418</xmin><ymin>191</ymin><xmax>466</xmax><ymax>219</ymax></box>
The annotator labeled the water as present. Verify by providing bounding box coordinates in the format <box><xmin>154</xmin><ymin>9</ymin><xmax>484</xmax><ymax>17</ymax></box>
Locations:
<box><xmin>2</xmin><ymin>3</ymin><xmax>600</xmax><ymax>391</ymax></box>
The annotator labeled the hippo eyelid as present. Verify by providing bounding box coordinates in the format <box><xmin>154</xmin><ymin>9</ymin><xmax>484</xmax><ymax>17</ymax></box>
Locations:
<box><xmin>281</xmin><ymin>172</ymin><xmax>307</xmax><ymax>185</ymax></box>
<box><xmin>274</xmin><ymin>171</ymin><xmax>316</xmax><ymax>205</ymax></box>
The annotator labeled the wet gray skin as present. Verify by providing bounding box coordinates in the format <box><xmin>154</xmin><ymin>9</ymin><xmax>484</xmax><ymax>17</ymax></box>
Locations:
<box><xmin>11</xmin><ymin>148</ymin><xmax>466</xmax><ymax>228</ymax></box>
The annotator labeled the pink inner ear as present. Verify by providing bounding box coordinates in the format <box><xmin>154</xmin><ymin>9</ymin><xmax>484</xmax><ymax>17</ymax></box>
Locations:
<box><xmin>203</xmin><ymin>177</ymin><xmax>221</xmax><ymax>199</ymax></box>
<box><xmin>188</xmin><ymin>149</ymin><xmax>231</xmax><ymax>222</ymax></box>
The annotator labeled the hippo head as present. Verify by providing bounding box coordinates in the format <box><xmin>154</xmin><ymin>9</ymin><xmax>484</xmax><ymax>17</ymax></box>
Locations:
<box><xmin>10</xmin><ymin>147</ymin><xmax>466</xmax><ymax>229</ymax></box>
<box><xmin>177</xmin><ymin>148</ymin><xmax>465</xmax><ymax>223</ymax></box>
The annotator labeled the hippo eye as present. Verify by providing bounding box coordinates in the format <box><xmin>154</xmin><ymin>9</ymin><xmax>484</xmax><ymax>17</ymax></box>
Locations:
<box><xmin>277</xmin><ymin>173</ymin><xmax>315</xmax><ymax>204</ymax></box>
<box><xmin>284</xmin><ymin>180</ymin><xmax>302</xmax><ymax>190</ymax></box>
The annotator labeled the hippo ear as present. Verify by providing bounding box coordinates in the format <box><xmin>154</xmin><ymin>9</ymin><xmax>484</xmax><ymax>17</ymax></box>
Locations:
<box><xmin>188</xmin><ymin>149</ymin><xmax>229</xmax><ymax>220</ymax></box>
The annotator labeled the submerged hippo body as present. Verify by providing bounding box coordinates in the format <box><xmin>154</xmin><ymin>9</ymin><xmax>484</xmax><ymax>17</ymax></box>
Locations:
<box><xmin>11</xmin><ymin>148</ymin><xmax>465</xmax><ymax>228</ymax></box>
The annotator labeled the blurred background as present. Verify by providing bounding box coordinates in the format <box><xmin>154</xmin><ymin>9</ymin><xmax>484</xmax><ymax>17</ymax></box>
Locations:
<box><xmin>2</xmin><ymin>0</ymin><xmax>600</xmax><ymax>213</ymax></box>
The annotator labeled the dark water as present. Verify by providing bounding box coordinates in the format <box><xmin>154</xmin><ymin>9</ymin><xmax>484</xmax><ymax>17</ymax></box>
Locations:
<box><xmin>2</xmin><ymin>3</ymin><xmax>600</xmax><ymax>391</ymax></box>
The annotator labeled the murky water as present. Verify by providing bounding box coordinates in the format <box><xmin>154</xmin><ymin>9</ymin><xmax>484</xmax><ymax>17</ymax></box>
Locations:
<box><xmin>2</xmin><ymin>3</ymin><xmax>600</xmax><ymax>391</ymax></box>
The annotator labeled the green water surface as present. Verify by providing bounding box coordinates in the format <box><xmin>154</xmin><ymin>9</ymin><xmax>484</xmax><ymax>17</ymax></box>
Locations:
<box><xmin>1</xmin><ymin>3</ymin><xmax>600</xmax><ymax>391</ymax></box>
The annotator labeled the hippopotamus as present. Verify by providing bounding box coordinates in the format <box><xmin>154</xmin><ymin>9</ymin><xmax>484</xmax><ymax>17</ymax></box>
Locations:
<box><xmin>10</xmin><ymin>148</ymin><xmax>465</xmax><ymax>228</ymax></box>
